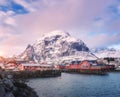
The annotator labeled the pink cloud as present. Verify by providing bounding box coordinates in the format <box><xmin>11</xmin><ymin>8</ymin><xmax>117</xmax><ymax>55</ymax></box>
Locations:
<box><xmin>0</xmin><ymin>0</ymin><xmax>120</xmax><ymax>56</ymax></box>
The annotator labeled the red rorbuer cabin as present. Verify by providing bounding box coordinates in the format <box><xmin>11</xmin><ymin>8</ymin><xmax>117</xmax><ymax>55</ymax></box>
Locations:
<box><xmin>65</xmin><ymin>60</ymin><xmax>115</xmax><ymax>74</ymax></box>
<box><xmin>68</xmin><ymin>60</ymin><xmax>114</xmax><ymax>71</ymax></box>
<box><xmin>69</xmin><ymin>60</ymin><xmax>106</xmax><ymax>70</ymax></box>
<box><xmin>55</xmin><ymin>65</ymin><xmax>66</xmax><ymax>70</ymax></box>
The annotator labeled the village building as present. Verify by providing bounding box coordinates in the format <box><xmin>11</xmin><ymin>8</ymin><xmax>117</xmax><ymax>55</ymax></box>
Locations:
<box><xmin>19</xmin><ymin>63</ymin><xmax>54</xmax><ymax>71</ymax></box>
<box><xmin>57</xmin><ymin>60</ymin><xmax>115</xmax><ymax>71</ymax></box>
<box><xmin>3</xmin><ymin>62</ymin><xmax>18</xmax><ymax>71</ymax></box>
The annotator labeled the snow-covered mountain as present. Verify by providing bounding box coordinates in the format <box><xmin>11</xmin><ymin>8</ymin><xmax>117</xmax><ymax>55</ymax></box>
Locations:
<box><xmin>19</xmin><ymin>30</ymin><xmax>97</xmax><ymax>63</ymax></box>
<box><xmin>19</xmin><ymin>44</ymin><xmax>35</xmax><ymax>61</ymax></box>
<box><xmin>91</xmin><ymin>48</ymin><xmax>120</xmax><ymax>58</ymax></box>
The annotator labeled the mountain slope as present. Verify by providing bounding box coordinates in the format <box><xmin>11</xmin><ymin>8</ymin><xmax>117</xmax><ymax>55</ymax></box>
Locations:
<box><xmin>19</xmin><ymin>44</ymin><xmax>35</xmax><ymax>61</ymax></box>
<box><xmin>19</xmin><ymin>30</ymin><xmax>97</xmax><ymax>62</ymax></box>
<box><xmin>91</xmin><ymin>48</ymin><xmax>120</xmax><ymax>58</ymax></box>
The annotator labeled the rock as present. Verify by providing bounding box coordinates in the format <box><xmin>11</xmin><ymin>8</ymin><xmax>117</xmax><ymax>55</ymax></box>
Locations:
<box><xmin>0</xmin><ymin>76</ymin><xmax>38</xmax><ymax>97</ymax></box>
<box><xmin>0</xmin><ymin>85</ymin><xmax>6</xmax><ymax>97</ymax></box>
<box><xmin>3</xmin><ymin>78</ymin><xmax>14</xmax><ymax>92</ymax></box>
<box><xmin>5</xmin><ymin>93</ymin><xmax>14</xmax><ymax>97</ymax></box>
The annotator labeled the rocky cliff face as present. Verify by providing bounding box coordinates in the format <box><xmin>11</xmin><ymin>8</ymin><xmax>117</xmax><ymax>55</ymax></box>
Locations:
<box><xmin>19</xmin><ymin>30</ymin><xmax>97</xmax><ymax>62</ymax></box>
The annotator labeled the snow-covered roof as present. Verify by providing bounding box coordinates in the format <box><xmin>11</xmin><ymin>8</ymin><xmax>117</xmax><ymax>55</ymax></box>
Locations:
<box><xmin>22</xmin><ymin>63</ymin><xmax>40</xmax><ymax>66</ymax></box>
<box><xmin>22</xmin><ymin>63</ymin><xmax>53</xmax><ymax>67</ymax></box>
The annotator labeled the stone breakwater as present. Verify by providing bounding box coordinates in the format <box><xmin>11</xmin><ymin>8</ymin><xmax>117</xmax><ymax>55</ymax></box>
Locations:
<box><xmin>2</xmin><ymin>70</ymin><xmax>61</xmax><ymax>79</ymax></box>
<box><xmin>0</xmin><ymin>76</ymin><xmax>38</xmax><ymax>97</ymax></box>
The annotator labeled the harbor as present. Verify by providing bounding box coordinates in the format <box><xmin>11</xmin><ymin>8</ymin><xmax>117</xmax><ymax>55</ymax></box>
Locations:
<box><xmin>56</xmin><ymin>60</ymin><xmax>115</xmax><ymax>75</ymax></box>
<box><xmin>0</xmin><ymin>0</ymin><xmax>120</xmax><ymax>97</ymax></box>
<box><xmin>0</xmin><ymin>57</ymin><xmax>119</xmax><ymax>76</ymax></box>
<box><xmin>27</xmin><ymin>72</ymin><xmax>120</xmax><ymax>97</ymax></box>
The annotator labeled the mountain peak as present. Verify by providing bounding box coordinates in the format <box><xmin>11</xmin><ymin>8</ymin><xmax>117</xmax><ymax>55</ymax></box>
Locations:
<box><xmin>19</xmin><ymin>30</ymin><xmax>97</xmax><ymax>62</ymax></box>
<box><xmin>43</xmin><ymin>30</ymin><xmax>70</xmax><ymax>38</ymax></box>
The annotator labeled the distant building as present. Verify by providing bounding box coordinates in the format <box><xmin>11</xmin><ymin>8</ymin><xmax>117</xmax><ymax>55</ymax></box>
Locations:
<box><xmin>19</xmin><ymin>63</ymin><xmax>54</xmax><ymax>71</ymax></box>
<box><xmin>4</xmin><ymin>62</ymin><xmax>17</xmax><ymax>71</ymax></box>
<box><xmin>0</xmin><ymin>63</ymin><xmax>4</xmax><ymax>69</ymax></box>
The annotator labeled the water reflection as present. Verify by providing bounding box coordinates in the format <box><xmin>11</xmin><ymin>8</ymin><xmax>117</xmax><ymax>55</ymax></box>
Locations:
<box><xmin>27</xmin><ymin>73</ymin><xmax>120</xmax><ymax>97</ymax></box>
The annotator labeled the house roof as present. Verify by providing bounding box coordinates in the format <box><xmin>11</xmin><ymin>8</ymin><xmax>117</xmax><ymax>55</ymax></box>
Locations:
<box><xmin>22</xmin><ymin>63</ymin><xmax>53</xmax><ymax>67</ymax></box>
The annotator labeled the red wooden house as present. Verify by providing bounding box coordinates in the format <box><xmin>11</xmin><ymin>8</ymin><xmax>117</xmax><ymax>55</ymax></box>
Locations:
<box><xmin>68</xmin><ymin>61</ymin><xmax>81</xmax><ymax>70</ymax></box>
<box><xmin>79</xmin><ymin>60</ymin><xmax>92</xmax><ymax>70</ymax></box>
<box><xmin>55</xmin><ymin>65</ymin><xmax>66</xmax><ymax>70</ymax></box>
<box><xmin>19</xmin><ymin>63</ymin><xmax>54</xmax><ymax>71</ymax></box>
<box><xmin>4</xmin><ymin>62</ymin><xmax>17</xmax><ymax>70</ymax></box>
<box><xmin>68</xmin><ymin>60</ymin><xmax>107</xmax><ymax>71</ymax></box>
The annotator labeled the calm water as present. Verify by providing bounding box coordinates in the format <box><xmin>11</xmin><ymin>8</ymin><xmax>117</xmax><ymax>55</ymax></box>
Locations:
<box><xmin>27</xmin><ymin>72</ymin><xmax>120</xmax><ymax>97</ymax></box>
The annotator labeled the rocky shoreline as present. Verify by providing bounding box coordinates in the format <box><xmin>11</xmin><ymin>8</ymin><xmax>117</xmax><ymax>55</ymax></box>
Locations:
<box><xmin>0</xmin><ymin>75</ymin><xmax>38</xmax><ymax>97</ymax></box>
<box><xmin>0</xmin><ymin>69</ymin><xmax>61</xmax><ymax>97</ymax></box>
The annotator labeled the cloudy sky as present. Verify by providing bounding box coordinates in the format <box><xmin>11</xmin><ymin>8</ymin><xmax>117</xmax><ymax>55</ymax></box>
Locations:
<box><xmin>0</xmin><ymin>0</ymin><xmax>120</xmax><ymax>56</ymax></box>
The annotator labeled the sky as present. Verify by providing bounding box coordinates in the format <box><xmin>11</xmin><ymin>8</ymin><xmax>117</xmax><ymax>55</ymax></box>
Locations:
<box><xmin>0</xmin><ymin>0</ymin><xmax>120</xmax><ymax>56</ymax></box>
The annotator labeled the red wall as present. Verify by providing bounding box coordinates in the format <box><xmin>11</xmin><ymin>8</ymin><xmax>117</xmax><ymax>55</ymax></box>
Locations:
<box><xmin>80</xmin><ymin>61</ymin><xmax>91</xmax><ymax>69</ymax></box>
<box><xmin>68</xmin><ymin>60</ymin><xmax>91</xmax><ymax>70</ymax></box>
